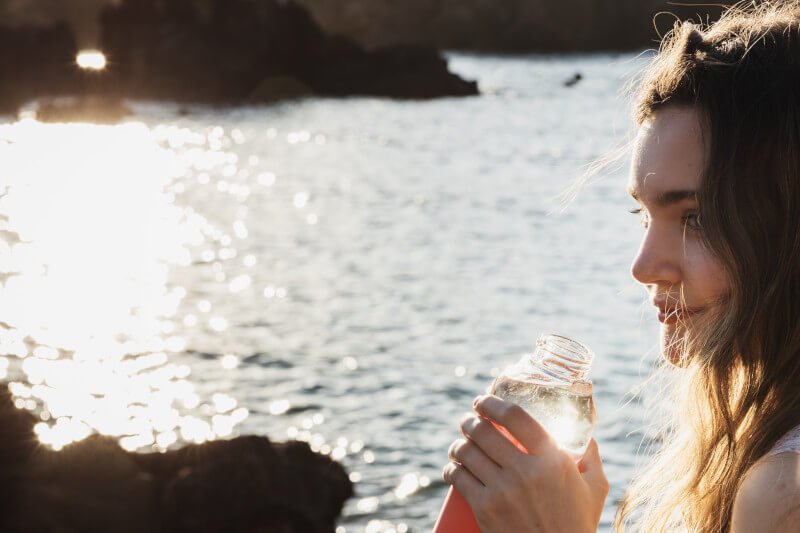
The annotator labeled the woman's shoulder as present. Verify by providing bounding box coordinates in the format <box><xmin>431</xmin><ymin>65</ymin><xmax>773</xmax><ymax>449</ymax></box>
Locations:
<box><xmin>730</xmin><ymin>446</ymin><xmax>800</xmax><ymax>532</ymax></box>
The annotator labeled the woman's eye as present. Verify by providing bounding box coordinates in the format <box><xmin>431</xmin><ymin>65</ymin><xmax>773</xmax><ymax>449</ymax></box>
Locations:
<box><xmin>683</xmin><ymin>212</ymin><xmax>702</xmax><ymax>231</ymax></box>
<box><xmin>629</xmin><ymin>207</ymin><xmax>649</xmax><ymax>228</ymax></box>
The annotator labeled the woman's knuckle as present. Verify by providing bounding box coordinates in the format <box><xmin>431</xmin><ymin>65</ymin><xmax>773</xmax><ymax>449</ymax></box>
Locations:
<box><xmin>458</xmin><ymin>439</ymin><xmax>476</xmax><ymax>462</ymax></box>
<box><xmin>445</xmin><ymin>462</ymin><xmax>462</xmax><ymax>484</ymax></box>
<box><xmin>474</xmin><ymin>394</ymin><xmax>488</xmax><ymax>410</ymax></box>
<box><xmin>472</xmin><ymin>417</ymin><xmax>491</xmax><ymax>436</ymax></box>
<box><xmin>447</xmin><ymin>439</ymin><xmax>462</xmax><ymax>461</ymax></box>
<box><xmin>441</xmin><ymin>463</ymin><xmax>452</xmax><ymax>483</ymax></box>
<box><xmin>462</xmin><ymin>438</ymin><xmax>476</xmax><ymax>456</ymax></box>
<box><xmin>459</xmin><ymin>414</ymin><xmax>476</xmax><ymax>435</ymax></box>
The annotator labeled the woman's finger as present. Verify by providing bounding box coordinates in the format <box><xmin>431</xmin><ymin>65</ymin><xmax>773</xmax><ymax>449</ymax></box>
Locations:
<box><xmin>448</xmin><ymin>437</ymin><xmax>502</xmax><ymax>485</ymax></box>
<box><xmin>442</xmin><ymin>461</ymin><xmax>484</xmax><ymax>503</ymax></box>
<box><xmin>460</xmin><ymin>414</ymin><xmax>524</xmax><ymax>467</ymax></box>
<box><xmin>473</xmin><ymin>394</ymin><xmax>555</xmax><ymax>455</ymax></box>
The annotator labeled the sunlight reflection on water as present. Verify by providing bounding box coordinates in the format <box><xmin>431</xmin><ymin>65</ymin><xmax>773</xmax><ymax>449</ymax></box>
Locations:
<box><xmin>0</xmin><ymin>119</ymin><xmax>247</xmax><ymax>451</ymax></box>
<box><xmin>0</xmin><ymin>52</ymin><xmax>656</xmax><ymax>532</ymax></box>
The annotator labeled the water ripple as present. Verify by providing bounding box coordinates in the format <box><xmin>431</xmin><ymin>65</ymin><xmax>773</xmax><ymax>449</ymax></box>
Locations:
<box><xmin>1</xmin><ymin>52</ymin><xmax>658</xmax><ymax>532</ymax></box>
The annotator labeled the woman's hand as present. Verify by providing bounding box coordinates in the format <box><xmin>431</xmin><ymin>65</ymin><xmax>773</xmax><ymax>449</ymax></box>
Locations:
<box><xmin>442</xmin><ymin>395</ymin><xmax>609</xmax><ymax>533</ymax></box>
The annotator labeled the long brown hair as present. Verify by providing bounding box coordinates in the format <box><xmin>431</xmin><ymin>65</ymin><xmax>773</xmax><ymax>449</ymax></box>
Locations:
<box><xmin>616</xmin><ymin>2</ymin><xmax>800</xmax><ymax>531</ymax></box>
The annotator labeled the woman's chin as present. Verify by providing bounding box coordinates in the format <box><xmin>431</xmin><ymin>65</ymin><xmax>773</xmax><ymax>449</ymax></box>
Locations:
<box><xmin>663</xmin><ymin>347</ymin><xmax>689</xmax><ymax>367</ymax></box>
<box><xmin>661</xmin><ymin>325</ymin><xmax>690</xmax><ymax>368</ymax></box>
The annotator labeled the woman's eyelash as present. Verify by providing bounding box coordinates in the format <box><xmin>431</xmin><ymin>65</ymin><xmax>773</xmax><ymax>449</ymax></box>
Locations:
<box><xmin>629</xmin><ymin>207</ymin><xmax>649</xmax><ymax>227</ymax></box>
<box><xmin>682</xmin><ymin>213</ymin><xmax>702</xmax><ymax>231</ymax></box>
<box><xmin>628</xmin><ymin>207</ymin><xmax>702</xmax><ymax>232</ymax></box>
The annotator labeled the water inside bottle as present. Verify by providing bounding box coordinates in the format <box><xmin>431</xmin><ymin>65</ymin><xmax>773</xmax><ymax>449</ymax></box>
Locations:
<box><xmin>490</xmin><ymin>376</ymin><xmax>596</xmax><ymax>455</ymax></box>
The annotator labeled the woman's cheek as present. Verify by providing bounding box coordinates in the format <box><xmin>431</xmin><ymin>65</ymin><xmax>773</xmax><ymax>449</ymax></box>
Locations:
<box><xmin>684</xmin><ymin>239</ymin><xmax>729</xmax><ymax>302</ymax></box>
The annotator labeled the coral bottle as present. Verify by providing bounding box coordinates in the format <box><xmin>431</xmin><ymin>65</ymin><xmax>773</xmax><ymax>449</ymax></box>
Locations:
<box><xmin>433</xmin><ymin>334</ymin><xmax>596</xmax><ymax>532</ymax></box>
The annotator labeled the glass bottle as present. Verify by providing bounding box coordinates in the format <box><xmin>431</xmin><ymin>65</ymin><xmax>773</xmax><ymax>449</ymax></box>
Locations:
<box><xmin>489</xmin><ymin>333</ymin><xmax>596</xmax><ymax>456</ymax></box>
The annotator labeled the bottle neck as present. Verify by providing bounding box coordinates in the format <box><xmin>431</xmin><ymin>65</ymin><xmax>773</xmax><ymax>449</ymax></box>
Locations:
<box><xmin>530</xmin><ymin>334</ymin><xmax>593</xmax><ymax>383</ymax></box>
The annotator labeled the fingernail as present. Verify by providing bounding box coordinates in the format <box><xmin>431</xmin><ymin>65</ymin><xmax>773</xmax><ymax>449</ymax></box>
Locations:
<box><xmin>473</xmin><ymin>395</ymin><xmax>483</xmax><ymax>407</ymax></box>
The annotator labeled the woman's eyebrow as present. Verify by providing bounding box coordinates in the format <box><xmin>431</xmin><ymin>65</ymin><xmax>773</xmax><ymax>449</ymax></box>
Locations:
<box><xmin>628</xmin><ymin>187</ymin><xmax>697</xmax><ymax>207</ymax></box>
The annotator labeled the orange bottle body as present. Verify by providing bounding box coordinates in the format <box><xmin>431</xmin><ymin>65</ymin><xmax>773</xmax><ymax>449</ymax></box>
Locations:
<box><xmin>432</xmin><ymin>486</ymin><xmax>481</xmax><ymax>533</ymax></box>
<box><xmin>433</xmin><ymin>424</ymin><xmax>525</xmax><ymax>533</ymax></box>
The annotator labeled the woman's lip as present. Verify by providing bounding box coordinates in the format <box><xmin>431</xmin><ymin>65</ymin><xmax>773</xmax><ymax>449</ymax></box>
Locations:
<box><xmin>657</xmin><ymin>307</ymin><xmax>702</xmax><ymax>324</ymax></box>
<box><xmin>658</xmin><ymin>310</ymin><xmax>677</xmax><ymax>324</ymax></box>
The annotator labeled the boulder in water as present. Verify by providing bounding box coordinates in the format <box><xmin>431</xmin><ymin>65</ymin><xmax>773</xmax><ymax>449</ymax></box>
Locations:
<box><xmin>0</xmin><ymin>384</ymin><xmax>353</xmax><ymax>533</ymax></box>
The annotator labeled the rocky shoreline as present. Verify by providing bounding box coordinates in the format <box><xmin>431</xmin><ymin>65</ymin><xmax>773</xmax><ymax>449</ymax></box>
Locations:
<box><xmin>0</xmin><ymin>383</ymin><xmax>354</xmax><ymax>532</ymax></box>
<box><xmin>0</xmin><ymin>0</ymin><xmax>478</xmax><ymax>119</ymax></box>
<box><xmin>296</xmin><ymin>0</ymin><xmax>734</xmax><ymax>52</ymax></box>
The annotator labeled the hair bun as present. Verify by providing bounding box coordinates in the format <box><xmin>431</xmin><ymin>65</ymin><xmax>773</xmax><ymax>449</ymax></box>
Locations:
<box><xmin>685</xmin><ymin>28</ymin><xmax>708</xmax><ymax>54</ymax></box>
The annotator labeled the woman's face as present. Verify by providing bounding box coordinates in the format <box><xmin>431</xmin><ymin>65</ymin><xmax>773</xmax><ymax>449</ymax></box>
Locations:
<box><xmin>628</xmin><ymin>106</ymin><xmax>729</xmax><ymax>366</ymax></box>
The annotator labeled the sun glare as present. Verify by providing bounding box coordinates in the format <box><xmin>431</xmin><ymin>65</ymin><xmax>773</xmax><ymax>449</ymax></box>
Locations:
<box><xmin>76</xmin><ymin>50</ymin><xmax>107</xmax><ymax>70</ymax></box>
<box><xmin>0</xmin><ymin>119</ymin><xmax>249</xmax><ymax>452</ymax></box>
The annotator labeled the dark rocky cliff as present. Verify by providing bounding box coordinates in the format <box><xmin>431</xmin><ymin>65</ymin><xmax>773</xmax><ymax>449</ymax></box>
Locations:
<box><xmin>99</xmin><ymin>0</ymin><xmax>477</xmax><ymax>103</ymax></box>
<box><xmin>295</xmin><ymin>0</ymin><xmax>735</xmax><ymax>52</ymax></box>
<box><xmin>0</xmin><ymin>0</ymin><xmax>478</xmax><ymax>116</ymax></box>
<box><xmin>0</xmin><ymin>0</ymin><xmax>736</xmax><ymax>53</ymax></box>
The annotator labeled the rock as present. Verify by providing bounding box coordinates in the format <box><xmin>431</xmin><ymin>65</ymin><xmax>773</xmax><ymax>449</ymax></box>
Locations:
<box><xmin>0</xmin><ymin>22</ymin><xmax>82</xmax><ymax>116</ymax></box>
<box><xmin>0</xmin><ymin>384</ymin><xmax>353</xmax><ymax>533</ymax></box>
<box><xmin>564</xmin><ymin>73</ymin><xmax>582</xmax><ymax>87</ymax></box>
<box><xmin>98</xmin><ymin>0</ymin><xmax>272</xmax><ymax>102</ymax></box>
<box><xmin>14</xmin><ymin>435</ymin><xmax>157</xmax><ymax>533</ymax></box>
<box><xmin>294</xmin><ymin>0</ymin><xmax>735</xmax><ymax>52</ymax></box>
<box><xmin>0</xmin><ymin>0</ymin><xmax>111</xmax><ymax>49</ymax></box>
<box><xmin>0</xmin><ymin>0</ymin><xmax>476</xmax><ymax>116</ymax></box>
<box><xmin>98</xmin><ymin>0</ymin><xmax>477</xmax><ymax>103</ymax></box>
<box><xmin>0</xmin><ymin>384</ymin><xmax>40</xmax><ymax>532</ymax></box>
<box><xmin>0</xmin><ymin>0</ymin><xmax>740</xmax><ymax>55</ymax></box>
<box><xmin>248</xmin><ymin>76</ymin><xmax>314</xmax><ymax>103</ymax></box>
<box><xmin>146</xmin><ymin>437</ymin><xmax>353</xmax><ymax>533</ymax></box>
<box><xmin>306</xmin><ymin>41</ymin><xmax>477</xmax><ymax>98</ymax></box>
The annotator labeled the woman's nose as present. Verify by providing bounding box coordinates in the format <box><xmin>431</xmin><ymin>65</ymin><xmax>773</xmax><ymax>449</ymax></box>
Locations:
<box><xmin>630</xmin><ymin>226</ymin><xmax>681</xmax><ymax>287</ymax></box>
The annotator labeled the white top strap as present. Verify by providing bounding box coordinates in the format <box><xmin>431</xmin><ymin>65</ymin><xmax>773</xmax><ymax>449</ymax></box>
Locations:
<box><xmin>766</xmin><ymin>425</ymin><xmax>800</xmax><ymax>457</ymax></box>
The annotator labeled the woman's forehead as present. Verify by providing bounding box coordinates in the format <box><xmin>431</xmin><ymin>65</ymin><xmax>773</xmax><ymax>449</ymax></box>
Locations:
<box><xmin>628</xmin><ymin>107</ymin><xmax>705</xmax><ymax>201</ymax></box>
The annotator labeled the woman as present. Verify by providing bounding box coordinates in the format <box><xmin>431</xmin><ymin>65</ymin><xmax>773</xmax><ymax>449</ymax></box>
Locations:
<box><xmin>443</xmin><ymin>2</ymin><xmax>800</xmax><ymax>531</ymax></box>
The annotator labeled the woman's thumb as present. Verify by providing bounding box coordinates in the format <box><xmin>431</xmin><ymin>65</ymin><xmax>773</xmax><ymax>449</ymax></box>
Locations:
<box><xmin>578</xmin><ymin>438</ymin><xmax>608</xmax><ymax>491</ymax></box>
